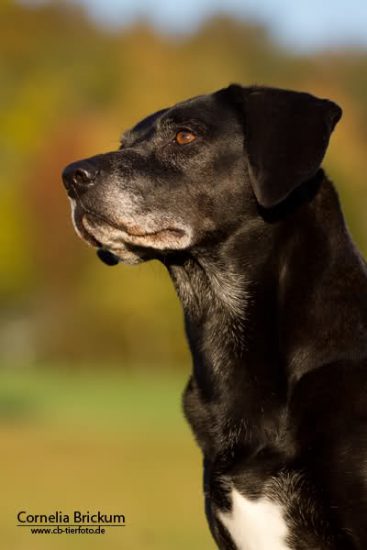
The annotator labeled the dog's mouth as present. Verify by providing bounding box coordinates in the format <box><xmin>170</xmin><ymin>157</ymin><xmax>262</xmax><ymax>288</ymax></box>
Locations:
<box><xmin>69</xmin><ymin>199</ymin><xmax>191</xmax><ymax>265</ymax></box>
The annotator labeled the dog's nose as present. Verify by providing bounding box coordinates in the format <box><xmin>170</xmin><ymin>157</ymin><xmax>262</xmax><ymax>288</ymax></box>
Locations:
<box><xmin>62</xmin><ymin>160</ymin><xmax>98</xmax><ymax>194</ymax></box>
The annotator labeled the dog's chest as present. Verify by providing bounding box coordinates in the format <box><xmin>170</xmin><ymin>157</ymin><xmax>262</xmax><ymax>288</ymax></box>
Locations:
<box><xmin>218</xmin><ymin>488</ymin><xmax>291</xmax><ymax>550</ymax></box>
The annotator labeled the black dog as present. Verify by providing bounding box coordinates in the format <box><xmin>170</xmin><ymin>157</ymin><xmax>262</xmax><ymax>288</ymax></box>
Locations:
<box><xmin>62</xmin><ymin>85</ymin><xmax>367</xmax><ymax>549</ymax></box>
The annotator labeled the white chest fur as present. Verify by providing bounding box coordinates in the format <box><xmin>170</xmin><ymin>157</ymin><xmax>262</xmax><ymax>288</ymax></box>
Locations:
<box><xmin>218</xmin><ymin>488</ymin><xmax>291</xmax><ymax>550</ymax></box>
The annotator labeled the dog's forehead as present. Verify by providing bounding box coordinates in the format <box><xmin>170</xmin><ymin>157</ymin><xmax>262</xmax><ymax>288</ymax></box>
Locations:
<box><xmin>132</xmin><ymin>107</ymin><xmax>169</xmax><ymax>135</ymax></box>
<box><xmin>121</xmin><ymin>108</ymin><xmax>168</xmax><ymax>144</ymax></box>
<box><xmin>122</xmin><ymin>93</ymin><xmax>228</xmax><ymax>143</ymax></box>
<box><xmin>162</xmin><ymin>93</ymin><xmax>228</xmax><ymax>125</ymax></box>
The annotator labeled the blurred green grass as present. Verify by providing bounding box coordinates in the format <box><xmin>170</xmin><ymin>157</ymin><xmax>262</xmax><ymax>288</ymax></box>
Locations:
<box><xmin>0</xmin><ymin>367</ymin><xmax>214</xmax><ymax>549</ymax></box>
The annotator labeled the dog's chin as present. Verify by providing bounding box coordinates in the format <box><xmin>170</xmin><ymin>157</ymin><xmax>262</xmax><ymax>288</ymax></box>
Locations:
<box><xmin>70</xmin><ymin>201</ymin><xmax>145</xmax><ymax>265</ymax></box>
<box><xmin>69</xmin><ymin>201</ymin><xmax>192</xmax><ymax>265</ymax></box>
<box><xmin>97</xmin><ymin>245</ymin><xmax>144</xmax><ymax>266</ymax></box>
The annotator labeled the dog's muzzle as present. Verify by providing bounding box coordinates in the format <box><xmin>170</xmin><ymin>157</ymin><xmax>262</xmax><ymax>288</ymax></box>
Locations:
<box><xmin>62</xmin><ymin>160</ymin><xmax>121</xmax><ymax>266</ymax></box>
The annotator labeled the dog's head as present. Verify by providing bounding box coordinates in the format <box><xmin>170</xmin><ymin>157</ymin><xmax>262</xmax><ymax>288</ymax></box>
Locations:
<box><xmin>62</xmin><ymin>85</ymin><xmax>341</xmax><ymax>265</ymax></box>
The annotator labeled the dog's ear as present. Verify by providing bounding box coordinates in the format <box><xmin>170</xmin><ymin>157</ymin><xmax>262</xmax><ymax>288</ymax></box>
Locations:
<box><xmin>219</xmin><ymin>84</ymin><xmax>342</xmax><ymax>208</ymax></box>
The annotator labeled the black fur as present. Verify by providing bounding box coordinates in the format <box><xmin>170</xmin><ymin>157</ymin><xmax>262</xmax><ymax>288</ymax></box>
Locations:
<box><xmin>62</xmin><ymin>85</ymin><xmax>367</xmax><ymax>549</ymax></box>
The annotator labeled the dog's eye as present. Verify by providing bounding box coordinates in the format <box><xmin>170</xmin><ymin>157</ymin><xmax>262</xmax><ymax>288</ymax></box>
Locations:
<box><xmin>175</xmin><ymin>130</ymin><xmax>196</xmax><ymax>145</ymax></box>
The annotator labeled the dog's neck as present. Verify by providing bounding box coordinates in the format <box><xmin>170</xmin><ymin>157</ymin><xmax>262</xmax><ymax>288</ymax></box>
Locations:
<box><xmin>166</xmin><ymin>172</ymin><xmax>326</xmax><ymax>380</ymax></box>
<box><xmin>166</xmin><ymin>216</ymin><xmax>286</xmax><ymax>414</ymax></box>
<box><xmin>165</xmin><ymin>174</ymin><xmax>356</xmax><ymax>435</ymax></box>
<box><xmin>168</xmin><ymin>249</ymin><xmax>249</xmax><ymax>366</ymax></box>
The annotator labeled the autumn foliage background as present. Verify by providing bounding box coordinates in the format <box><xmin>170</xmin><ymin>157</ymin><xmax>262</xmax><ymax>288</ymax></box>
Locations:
<box><xmin>0</xmin><ymin>2</ymin><xmax>366</xmax><ymax>548</ymax></box>
<box><xmin>1</xmin><ymin>0</ymin><xmax>367</xmax><ymax>367</ymax></box>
